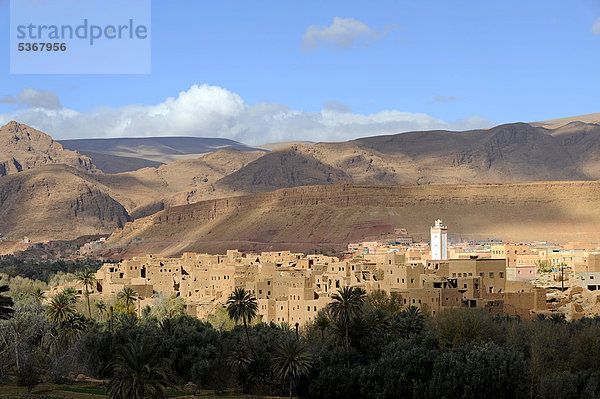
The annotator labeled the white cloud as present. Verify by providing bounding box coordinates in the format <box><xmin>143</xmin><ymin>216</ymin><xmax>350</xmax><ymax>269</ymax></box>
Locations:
<box><xmin>0</xmin><ymin>84</ymin><xmax>491</xmax><ymax>145</ymax></box>
<box><xmin>429</xmin><ymin>95</ymin><xmax>462</xmax><ymax>104</ymax></box>
<box><xmin>302</xmin><ymin>17</ymin><xmax>399</xmax><ymax>51</ymax></box>
<box><xmin>0</xmin><ymin>88</ymin><xmax>62</xmax><ymax>109</ymax></box>
<box><xmin>593</xmin><ymin>17</ymin><xmax>600</xmax><ymax>35</ymax></box>
<box><xmin>323</xmin><ymin>100</ymin><xmax>352</xmax><ymax>113</ymax></box>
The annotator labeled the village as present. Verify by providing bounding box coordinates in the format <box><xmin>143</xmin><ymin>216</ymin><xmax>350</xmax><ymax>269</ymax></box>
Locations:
<box><xmin>48</xmin><ymin>219</ymin><xmax>600</xmax><ymax>324</ymax></box>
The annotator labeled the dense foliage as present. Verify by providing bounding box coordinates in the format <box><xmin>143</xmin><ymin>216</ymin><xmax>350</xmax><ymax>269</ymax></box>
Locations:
<box><xmin>0</xmin><ymin>256</ymin><xmax>104</xmax><ymax>283</ymax></box>
<box><xmin>2</xmin><ymin>275</ymin><xmax>600</xmax><ymax>398</ymax></box>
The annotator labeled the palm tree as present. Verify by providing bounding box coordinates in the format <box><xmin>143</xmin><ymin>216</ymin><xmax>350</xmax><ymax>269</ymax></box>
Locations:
<box><xmin>62</xmin><ymin>287</ymin><xmax>79</xmax><ymax>304</ymax></box>
<box><xmin>117</xmin><ymin>287</ymin><xmax>137</xmax><ymax>315</ymax></box>
<box><xmin>31</xmin><ymin>287</ymin><xmax>45</xmax><ymax>305</ymax></box>
<box><xmin>227</xmin><ymin>345</ymin><xmax>252</xmax><ymax>380</ymax></box>
<box><xmin>549</xmin><ymin>313</ymin><xmax>566</xmax><ymax>324</ymax></box>
<box><xmin>313</xmin><ymin>309</ymin><xmax>330</xmax><ymax>343</ymax></box>
<box><xmin>46</xmin><ymin>291</ymin><xmax>76</xmax><ymax>325</ymax></box>
<box><xmin>272</xmin><ymin>339</ymin><xmax>312</xmax><ymax>399</ymax></box>
<box><xmin>77</xmin><ymin>269</ymin><xmax>96</xmax><ymax>318</ymax></box>
<box><xmin>399</xmin><ymin>305</ymin><xmax>424</xmax><ymax>339</ymax></box>
<box><xmin>0</xmin><ymin>284</ymin><xmax>14</xmax><ymax>320</ymax></box>
<box><xmin>226</xmin><ymin>288</ymin><xmax>258</xmax><ymax>347</ymax></box>
<box><xmin>327</xmin><ymin>286</ymin><xmax>366</xmax><ymax>364</ymax></box>
<box><xmin>106</xmin><ymin>341</ymin><xmax>172</xmax><ymax>399</ymax></box>
<box><xmin>96</xmin><ymin>300</ymin><xmax>108</xmax><ymax>321</ymax></box>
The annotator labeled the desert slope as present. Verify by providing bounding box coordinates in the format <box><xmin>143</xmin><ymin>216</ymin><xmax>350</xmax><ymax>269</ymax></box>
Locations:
<box><xmin>59</xmin><ymin>136</ymin><xmax>267</xmax><ymax>169</ymax></box>
<box><xmin>0</xmin><ymin>121</ymin><xmax>96</xmax><ymax>176</ymax></box>
<box><xmin>103</xmin><ymin>182</ymin><xmax>600</xmax><ymax>256</ymax></box>
<box><xmin>0</xmin><ymin>165</ymin><xmax>129</xmax><ymax>240</ymax></box>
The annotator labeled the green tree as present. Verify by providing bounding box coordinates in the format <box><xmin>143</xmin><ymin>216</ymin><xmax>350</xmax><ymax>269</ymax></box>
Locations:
<box><xmin>272</xmin><ymin>339</ymin><xmax>312</xmax><ymax>399</ymax></box>
<box><xmin>46</xmin><ymin>290</ymin><xmax>76</xmax><ymax>325</ymax></box>
<box><xmin>399</xmin><ymin>305</ymin><xmax>424</xmax><ymax>339</ymax></box>
<box><xmin>0</xmin><ymin>284</ymin><xmax>15</xmax><ymax>319</ymax></box>
<box><xmin>366</xmin><ymin>289</ymin><xmax>403</xmax><ymax>314</ymax></box>
<box><xmin>77</xmin><ymin>269</ymin><xmax>96</xmax><ymax>318</ymax></box>
<box><xmin>106</xmin><ymin>341</ymin><xmax>172</xmax><ymax>399</ymax></box>
<box><xmin>314</xmin><ymin>309</ymin><xmax>330</xmax><ymax>343</ymax></box>
<box><xmin>95</xmin><ymin>300</ymin><xmax>108</xmax><ymax>321</ymax></box>
<box><xmin>117</xmin><ymin>287</ymin><xmax>137</xmax><ymax>315</ymax></box>
<box><xmin>30</xmin><ymin>287</ymin><xmax>45</xmax><ymax>305</ymax></box>
<box><xmin>429</xmin><ymin>342</ymin><xmax>529</xmax><ymax>398</ymax></box>
<box><xmin>226</xmin><ymin>287</ymin><xmax>258</xmax><ymax>347</ymax></box>
<box><xmin>327</xmin><ymin>286</ymin><xmax>366</xmax><ymax>364</ymax></box>
<box><xmin>153</xmin><ymin>293</ymin><xmax>185</xmax><ymax>320</ymax></box>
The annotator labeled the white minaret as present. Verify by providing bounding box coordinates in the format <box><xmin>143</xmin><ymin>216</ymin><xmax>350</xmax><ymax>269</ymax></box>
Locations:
<box><xmin>430</xmin><ymin>219</ymin><xmax>448</xmax><ymax>260</ymax></box>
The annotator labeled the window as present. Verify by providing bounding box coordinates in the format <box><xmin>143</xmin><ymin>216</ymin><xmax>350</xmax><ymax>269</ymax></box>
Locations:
<box><xmin>489</xmin><ymin>272</ymin><xmax>494</xmax><ymax>278</ymax></box>
<box><xmin>499</xmin><ymin>272</ymin><xmax>504</xmax><ymax>278</ymax></box>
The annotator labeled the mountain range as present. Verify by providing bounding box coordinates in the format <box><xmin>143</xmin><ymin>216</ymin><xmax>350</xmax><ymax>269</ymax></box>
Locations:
<box><xmin>1</xmin><ymin>116</ymin><xmax>599</xmax><ymax>249</ymax></box>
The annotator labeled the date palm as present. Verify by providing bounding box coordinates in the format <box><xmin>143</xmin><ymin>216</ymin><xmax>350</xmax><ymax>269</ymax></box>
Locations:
<box><xmin>226</xmin><ymin>288</ymin><xmax>258</xmax><ymax>347</ymax></box>
<box><xmin>117</xmin><ymin>287</ymin><xmax>137</xmax><ymax>315</ymax></box>
<box><xmin>0</xmin><ymin>284</ymin><xmax>15</xmax><ymax>320</ymax></box>
<box><xmin>327</xmin><ymin>286</ymin><xmax>366</xmax><ymax>366</ymax></box>
<box><xmin>399</xmin><ymin>305</ymin><xmax>424</xmax><ymax>339</ymax></box>
<box><xmin>31</xmin><ymin>287</ymin><xmax>45</xmax><ymax>305</ymax></box>
<box><xmin>46</xmin><ymin>291</ymin><xmax>76</xmax><ymax>325</ymax></box>
<box><xmin>273</xmin><ymin>339</ymin><xmax>312</xmax><ymax>399</ymax></box>
<box><xmin>96</xmin><ymin>300</ymin><xmax>108</xmax><ymax>321</ymax></box>
<box><xmin>62</xmin><ymin>287</ymin><xmax>79</xmax><ymax>304</ymax></box>
<box><xmin>77</xmin><ymin>269</ymin><xmax>96</xmax><ymax>318</ymax></box>
<box><xmin>107</xmin><ymin>341</ymin><xmax>172</xmax><ymax>399</ymax></box>
<box><xmin>313</xmin><ymin>309</ymin><xmax>330</xmax><ymax>343</ymax></box>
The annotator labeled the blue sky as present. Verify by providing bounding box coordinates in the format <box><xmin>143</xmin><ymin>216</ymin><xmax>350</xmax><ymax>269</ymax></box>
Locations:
<box><xmin>0</xmin><ymin>0</ymin><xmax>600</xmax><ymax>144</ymax></box>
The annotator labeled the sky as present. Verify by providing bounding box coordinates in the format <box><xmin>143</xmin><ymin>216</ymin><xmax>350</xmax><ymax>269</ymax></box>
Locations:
<box><xmin>0</xmin><ymin>0</ymin><xmax>600</xmax><ymax>145</ymax></box>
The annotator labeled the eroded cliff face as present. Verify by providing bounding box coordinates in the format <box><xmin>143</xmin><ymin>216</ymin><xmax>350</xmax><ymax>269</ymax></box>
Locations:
<box><xmin>0</xmin><ymin>165</ymin><xmax>129</xmax><ymax>240</ymax></box>
<box><xmin>105</xmin><ymin>181</ymin><xmax>600</xmax><ymax>256</ymax></box>
<box><xmin>0</xmin><ymin>121</ymin><xmax>97</xmax><ymax>176</ymax></box>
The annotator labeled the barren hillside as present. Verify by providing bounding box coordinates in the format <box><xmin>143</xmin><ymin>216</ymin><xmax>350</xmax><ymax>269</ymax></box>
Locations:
<box><xmin>103</xmin><ymin>181</ymin><xmax>600</xmax><ymax>256</ymax></box>
<box><xmin>0</xmin><ymin>121</ymin><xmax>96</xmax><ymax>176</ymax></box>
<box><xmin>0</xmin><ymin>165</ymin><xmax>129</xmax><ymax>240</ymax></box>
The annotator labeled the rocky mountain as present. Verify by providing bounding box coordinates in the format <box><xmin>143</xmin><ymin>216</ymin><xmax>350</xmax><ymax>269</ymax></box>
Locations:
<box><xmin>0</xmin><ymin>165</ymin><xmax>129</xmax><ymax>241</ymax></box>
<box><xmin>3</xmin><ymin>118</ymin><xmax>600</xmax><ymax>243</ymax></box>
<box><xmin>215</xmin><ymin>122</ymin><xmax>594</xmax><ymax>195</ymax></box>
<box><xmin>0</xmin><ymin>121</ymin><xmax>97</xmax><ymax>176</ymax></box>
<box><xmin>0</xmin><ymin>148</ymin><xmax>264</xmax><ymax>240</ymax></box>
<box><xmin>102</xmin><ymin>181</ymin><xmax>600</xmax><ymax>256</ymax></box>
<box><xmin>59</xmin><ymin>136</ymin><xmax>267</xmax><ymax>172</ymax></box>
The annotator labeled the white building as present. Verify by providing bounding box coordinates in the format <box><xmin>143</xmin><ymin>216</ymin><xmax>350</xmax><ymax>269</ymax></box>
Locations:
<box><xmin>430</xmin><ymin>219</ymin><xmax>448</xmax><ymax>261</ymax></box>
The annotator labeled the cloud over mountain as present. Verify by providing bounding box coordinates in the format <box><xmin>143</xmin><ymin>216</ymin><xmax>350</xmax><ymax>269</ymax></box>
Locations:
<box><xmin>0</xmin><ymin>84</ymin><xmax>490</xmax><ymax>144</ymax></box>
<box><xmin>302</xmin><ymin>17</ymin><xmax>399</xmax><ymax>51</ymax></box>
<box><xmin>0</xmin><ymin>88</ymin><xmax>62</xmax><ymax>110</ymax></box>
<box><xmin>593</xmin><ymin>17</ymin><xmax>600</xmax><ymax>35</ymax></box>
